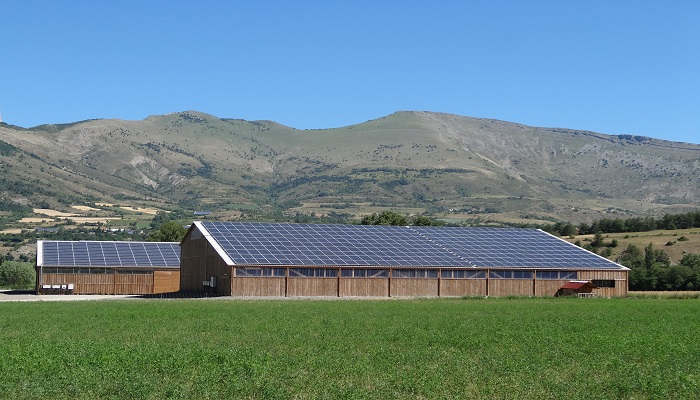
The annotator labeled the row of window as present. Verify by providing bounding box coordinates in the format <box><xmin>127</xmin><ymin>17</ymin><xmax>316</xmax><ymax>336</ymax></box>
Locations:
<box><xmin>42</xmin><ymin>267</ymin><xmax>153</xmax><ymax>275</ymax></box>
<box><xmin>235</xmin><ymin>268</ymin><xmax>579</xmax><ymax>280</ymax></box>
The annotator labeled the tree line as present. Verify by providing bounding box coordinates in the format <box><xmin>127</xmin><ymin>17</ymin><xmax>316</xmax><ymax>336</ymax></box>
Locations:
<box><xmin>620</xmin><ymin>244</ymin><xmax>700</xmax><ymax>291</ymax></box>
<box><xmin>546</xmin><ymin>210</ymin><xmax>700</xmax><ymax>236</ymax></box>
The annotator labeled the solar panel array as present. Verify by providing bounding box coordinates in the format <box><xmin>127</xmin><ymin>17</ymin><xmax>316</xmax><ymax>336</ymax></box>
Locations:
<box><xmin>39</xmin><ymin>241</ymin><xmax>180</xmax><ymax>268</ymax></box>
<box><xmin>200</xmin><ymin>222</ymin><xmax>624</xmax><ymax>270</ymax></box>
<box><xmin>201</xmin><ymin>222</ymin><xmax>470</xmax><ymax>267</ymax></box>
<box><xmin>411</xmin><ymin>227</ymin><xmax>621</xmax><ymax>269</ymax></box>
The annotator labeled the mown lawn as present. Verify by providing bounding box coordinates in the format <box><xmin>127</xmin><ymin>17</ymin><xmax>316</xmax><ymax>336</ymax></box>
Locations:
<box><xmin>0</xmin><ymin>297</ymin><xmax>698</xmax><ymax>399</ymax></box>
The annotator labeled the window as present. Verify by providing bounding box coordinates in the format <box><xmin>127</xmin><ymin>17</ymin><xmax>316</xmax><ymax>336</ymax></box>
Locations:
<box><xmin>536</xmin><ymin>271</ymin><xmax>578</xmax><ymax>280</ymax></box>
<box><xmin>116</xmin><ymin>269</ymin><xmax>152</xmax><ymax>275</ymax></box>
<box><xmin>236</xmin><ymin>268</ymin><xmax>285</xmax><ymax>277</ymax></box>
<box><xmin>441</xmin><ymin>270</ymin><xmax>486</xmax><ymax>279</ymax></box>
<box><xmin>489</xmin><ymin>270</ymin><xmax>533</xmax><ymax>279</ymax></box>
<box><xmin>340</xmin><ymin>269</ymin><xmax>388</xmax><ymax>278</ymax></box>
<box><xmin>592</xmin><ymin>279</ymin><xmax>615</xmax><ymax>288</ymax></box>
<box><xmin>43</xmin><ymin>267</ymin><xmax>146</xmax><ymax>275</ymax></box>
<box><xmin>392</xmin><ymin>269</ymin><xmax>439</xmax><ymax>278</ymax></box>
<box><xmin>289</xmin><ymin>268</ymin><xmax>338</xmax><ymax>278</ymax></box>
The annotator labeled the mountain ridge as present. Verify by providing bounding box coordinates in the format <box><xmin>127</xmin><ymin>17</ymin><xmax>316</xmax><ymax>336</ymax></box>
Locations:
<box><xmin>1</xmin><ymin>111</ymin><xmax>698</xmax><ymax>224</ymax></box>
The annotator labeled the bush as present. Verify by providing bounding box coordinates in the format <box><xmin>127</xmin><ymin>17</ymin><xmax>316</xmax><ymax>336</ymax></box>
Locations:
<box><xmin>0</xmin><ymin>261</ymin><xmax>36</xmax><ymax>289</ymax></box>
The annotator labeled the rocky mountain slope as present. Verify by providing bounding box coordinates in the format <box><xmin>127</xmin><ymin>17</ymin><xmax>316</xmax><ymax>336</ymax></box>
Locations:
<box><xmin>1</xmin><ymin>111</ymin><xmax>698</xmax><ymax>223</ymax></box>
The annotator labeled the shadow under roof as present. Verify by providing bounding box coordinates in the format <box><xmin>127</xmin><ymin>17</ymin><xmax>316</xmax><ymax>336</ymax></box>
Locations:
<box><xmin>37</xmin><ymin>241</ymin><xmax>181</xmax><ymax>268</ymax></box>
<box><xmin>197</xmin><ymin>222</ymin><xmax>626</xmax><ymax>270</ymax></box>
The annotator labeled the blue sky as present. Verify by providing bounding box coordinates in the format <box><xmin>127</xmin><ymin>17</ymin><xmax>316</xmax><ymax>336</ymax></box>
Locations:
<box><xmin>2</xmin><ymin>1</ymin><xmax>698</xmax><ymax>143</ymax></box>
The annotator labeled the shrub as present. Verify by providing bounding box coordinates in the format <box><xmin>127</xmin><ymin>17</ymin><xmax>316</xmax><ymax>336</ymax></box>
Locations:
<box><xmin>0</xmin><ymin>261</ymin><xmax>36</xmax><ymax>289</ymax></box>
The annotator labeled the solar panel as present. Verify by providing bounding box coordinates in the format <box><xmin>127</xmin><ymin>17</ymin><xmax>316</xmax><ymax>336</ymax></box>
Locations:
<box><xmin>410</xmin><ymin>227</ymin><xmax>622</xmax><ymax>269</ymax></box>
<box><xmin>200</xmin><ymin>222</ymin><xmax>471</xmax><ymax>267</ymax></box>
<box><xmin>200</xmin><ymin>222</ymin><xmax>624</xmax><ymax>270</ymax></box>
<box><xmin>38</xmin><ymin>241</ymin><xmax>180</xmax><ymax>268</ymax></box>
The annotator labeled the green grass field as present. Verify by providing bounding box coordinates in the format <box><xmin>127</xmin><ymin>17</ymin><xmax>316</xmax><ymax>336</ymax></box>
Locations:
<box><xmin>1</xmin><ymin>298</ymin><xmax>698</xmax><ymax>399</ymax></box>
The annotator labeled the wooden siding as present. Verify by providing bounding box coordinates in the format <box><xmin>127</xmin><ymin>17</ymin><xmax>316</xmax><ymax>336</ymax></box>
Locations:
<box><xmin>180</xmin><ymin>231</ymin><xmax>231</xmax><ymax>295</ymax></box>
<box><xmin>390</xmin><ymin>279</ymin><xmax>439</xmax><ymax>297</ymax></box>
<box><xmin>41</xmin><ymin>273</ymin><xmax>153</xmax><ymax>295</ymax></box>
<box><xmin>488</xmin><ymin>279</ymin><xmax>534</xmax><ymax>297</ymax></box>
<box><xmin>233</xmin><ymin>277</ymin><xmax>285</xmax><ymax>297</ymax></box>
<box><xmin>578</xmin><ymin>270</ymin><xmax>629</xmax><ymax>297</ymax></box>
<box><xmin>153</xmin><ymin>270</ymin><xmax>180</xmax><ymax>293</ymax></box>
<box><xmin>287</xmin><ymin>278</ymin><xmax>338</xmax><ymax>297</ymax></box>
<box><xmin>211</xmin><ymin>271</ymin><xmax>629</xmax><ymax>298</ymax></box>
<box><xmin>535</xmin><ymin>280</ymin><xmax>569</xmax><ymax>297</ymax></box>
<box><xmin>339</xmin><ymin>278</ymin><xmax>389</xmax><ymax>297</ymax></box>
<box><xmin>439</xmin><ymin>279</ymin><xmax>487</xmax><ymax>297</ymax></box>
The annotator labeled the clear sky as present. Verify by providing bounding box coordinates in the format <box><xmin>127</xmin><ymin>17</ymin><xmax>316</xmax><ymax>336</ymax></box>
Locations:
<box><xmin>2</xmin><ymin>1</ymin><xmax>698</xmax><ymax>143</ymax></box>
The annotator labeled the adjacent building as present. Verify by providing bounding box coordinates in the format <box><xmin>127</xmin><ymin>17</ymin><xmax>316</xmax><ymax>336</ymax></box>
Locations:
<box><xmin>36</xmin><ymin>240</ymin><xmax>180</xmax><ymax>295</ymax></box>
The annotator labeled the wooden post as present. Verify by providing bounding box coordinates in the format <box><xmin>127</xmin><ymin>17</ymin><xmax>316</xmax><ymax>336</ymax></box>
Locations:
<box><xmin>388</xmin><ymin>268</ymin><xmax>392</xmax><ymax>297</ymax></box>
<box><xmin>485</xmin><ymin>269</ymin><xmax>489</xmax><ymax>297</ymax></box>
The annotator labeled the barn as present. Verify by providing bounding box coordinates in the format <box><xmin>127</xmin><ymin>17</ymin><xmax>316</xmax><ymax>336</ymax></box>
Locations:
<box><xmin>36</xmin><ymin>240</ymin><xmax>180</xmax><ymax>295</ymax></box>
<box><xmin>180</xmin><ymin>222</ymin><xmax>629</xmax><ymax>298</ymax></box>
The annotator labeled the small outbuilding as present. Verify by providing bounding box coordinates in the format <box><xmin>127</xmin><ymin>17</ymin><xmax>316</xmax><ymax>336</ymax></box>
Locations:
<box><xmin>556</xmin><ymin>280</ymin><xmax>599</xmax><ymax>297</ymax></box>
<box><xmin>180</xmin><ymin>222</ymin><xmax>629</xmax><ymax>298</ymax></box>
<box><xmin>36</xmin><ymin>240</ymin><xmax>180</xmax><ymax>295</ymax></box>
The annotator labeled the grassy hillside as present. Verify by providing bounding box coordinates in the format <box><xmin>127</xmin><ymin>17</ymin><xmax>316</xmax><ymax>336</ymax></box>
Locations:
<box><xmin>1</xmin><ymin>111</ymin><xmax>699</xmax><ymax>225</ymax></box>
<box><xmin>568</xmin><ymin>227</ymin><xmax>700</xmax><ymax>264</ymax></box>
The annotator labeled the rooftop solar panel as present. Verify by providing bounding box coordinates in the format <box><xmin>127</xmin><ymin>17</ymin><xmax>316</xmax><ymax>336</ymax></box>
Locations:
<box><xmin>38</xmin><ymin>241</ymin><xmax>180</xmax><ymax>268</ymax></box>
<box><xmin>198</xmin><ymin>222</ymin><xmax>625</xmax><ymax>270</ymax></box>
<box><xmin>200</xmin><ymin>222</ymin><xmax>471</xmax><ymax>267</ymax></box>
<box><xmin>410</xmin><ymin>227</ymin><xmax>622</xmax><ymax>269</ymax></box>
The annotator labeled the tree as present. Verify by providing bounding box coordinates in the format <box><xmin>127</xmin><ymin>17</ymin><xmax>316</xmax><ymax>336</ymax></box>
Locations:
<box><xmin>643</xmin><ymin>243</ymin><xmax>670</xmax><ymax>269</ymax></box>
<box><xmin>680</xmin><ymin>253</ymin><xmax>700</xmax><ymax>269</ymax></box>
<box><xmin>590</xmin><ymin>232</ymin><xmax>606</xmax><ymax>249</ymax></box>
<box><xmin>360</xmin><ymin>211</ymin><xmax>407</xmax><ymax>226</ymax></box>
<box><xmin>147</xmin><ymin>221</ymin><xmax>187</xmax><ymax>242</ymax></box>
<box><xmin>619</xmin><ymin>244</ymin><xmax>644</xmax><ymax>269</ymax></box>
<box><xmin>0</xmin><ymin>261</ymin><xmax>35</xmax><ymax>289</ymax></box>
<box><xmin>411</xmin><ymin>215</ymin><xmax>445</xmax><ymax>226</ymax></box>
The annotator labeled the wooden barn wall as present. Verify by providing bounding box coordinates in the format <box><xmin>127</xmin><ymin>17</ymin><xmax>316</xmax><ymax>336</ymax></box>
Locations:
<box><xmin>578</xmin><ymin>270</ymin><xmax>628</xmax><ymax>297</ymax></box>
<box><xmin>41</xmin><ymin>273</ymin><xmax>153</xmax><ymax>295</ymax></box>
<box><xmin>180</xmin><ymin>232</ymin><xmax>231</xmax><ymax>295</ymax></box>
<box><xmin>534</xmin><ymin>280</ymin><xmax>570</xmax><ymax>297</ymax></box>
<box><xmin>153</xmin><ymin>270</ymin><xmax>180</xmax><ymax>294</ymax></box>
<box><xmin>488</xmin><ymin>279</ymin><xmax>534</xmax><ymax>297</ymax></box>
<box><xmin>113</xmin><ymin>275</ymin><xmax>153</xmax><ymax>295</ymax></box>
<box><xmin>180</xmin><ymin>234</ymin><xmax>208</xmax><ymax>293</ymax></box>
<box><xmin>339</xmin><ymin>278</ymin><xmax>389</xmax><ymax>297</ymax></box>
<box><xmin>233</xmin><ymin>277</ymin><xmax>285</xmax><ymax>297</ymax></box>
<box><xmin>391</xmin><ymin>279</ymin><xmax>439</xmax><ymax>297</ymax></box>
<box><xmin>287</xmin><ymin>278</ymin><xmax>338</xmax><ymax>297</ymax></box>
<box><xmin>439</xmin><ymin>279</ymin><xmax>487</xmax><ymax>297</ymax></box>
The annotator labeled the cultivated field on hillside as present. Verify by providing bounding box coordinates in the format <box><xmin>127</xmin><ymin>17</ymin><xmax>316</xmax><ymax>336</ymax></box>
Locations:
<box><xmin>1</xmin><ymin>298</ymin><xmax>698</xmax><ymax>399</ymax></box>
<box><xmin>568</xmin><ymin>228</ymin><xmax>700</xmax><ymax>264</ymax></box>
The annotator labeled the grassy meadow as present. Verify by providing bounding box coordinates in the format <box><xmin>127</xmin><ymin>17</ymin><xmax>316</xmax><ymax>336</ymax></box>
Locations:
<box><xmin>1</xmin><ymin>298</ymin><xmax>699</xmax><ymax>399</ymax></box>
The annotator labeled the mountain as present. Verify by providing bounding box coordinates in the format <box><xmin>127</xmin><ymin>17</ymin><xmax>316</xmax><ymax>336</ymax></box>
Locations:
<box><xmin>1</xmin><ymin>111</ymin><xmax>699</xmax><ymax>223</ymax></box>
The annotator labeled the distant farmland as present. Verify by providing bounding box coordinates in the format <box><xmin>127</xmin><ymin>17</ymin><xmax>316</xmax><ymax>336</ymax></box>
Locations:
<box><xmin>1</xmin><ymin>298</ymin><xmax>698</xmax><ymax>399</ymax></box>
